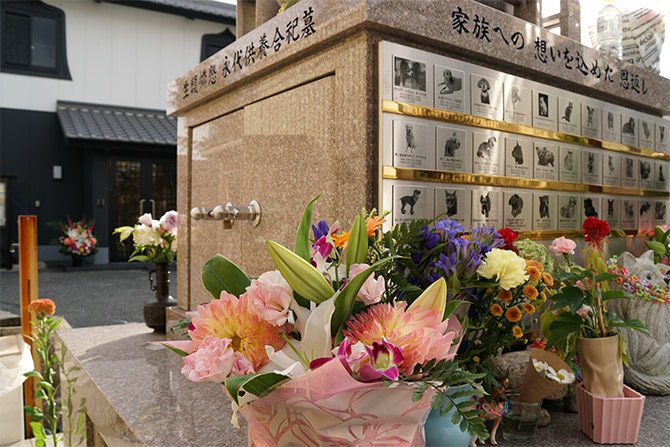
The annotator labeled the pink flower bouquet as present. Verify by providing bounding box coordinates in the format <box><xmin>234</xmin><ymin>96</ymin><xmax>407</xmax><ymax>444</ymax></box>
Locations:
<box><xmin>161</xmin><ymin>201</ymin><xmax>488</xmax><ymax>444</ymax></box>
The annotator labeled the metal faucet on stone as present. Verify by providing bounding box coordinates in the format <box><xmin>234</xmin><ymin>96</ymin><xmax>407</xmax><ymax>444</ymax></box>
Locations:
<box><xmin>190</xmin><ymin>201</ymin><xmax>261</xmax><ymax>229</ymax></box>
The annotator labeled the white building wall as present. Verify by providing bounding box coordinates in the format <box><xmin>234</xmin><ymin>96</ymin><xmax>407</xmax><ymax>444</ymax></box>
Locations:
<box><xmin>0</xmin><ymin>0</ymin><xmax>231</xmax><ymax>112</ymax></box>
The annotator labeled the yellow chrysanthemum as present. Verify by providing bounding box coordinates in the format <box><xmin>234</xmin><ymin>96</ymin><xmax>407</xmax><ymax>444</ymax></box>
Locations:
<box><xmin>522</xmin><ymin>303</ymin><xmax>536</xmax><ymax>314</ymax></box>
<box><xmin>490</xmin><ymin>303</ymin><xmax>503</xmax><ymax>316</ymax></box>
<box><xmin>498</xmin><ymin>289</ymin><xmax>513</xmax><ymax>302</ymax></box>
<box><xmin>542</xmin><ymin>272</ymin><xmax>554</xmax><ymax>287</ymax></box>
<box><xmin>512</xmin><ymin>326</ymin><xmax>523</xmax><ymax>338</ymax></box>
<box><xmin>477</xmin><ymin>249</ymin><xmax>529</xmax><ymax>290</ymax></box>
<box><xmin>526</xmin><ymin>266</ymin><xmax>541</xmax><ymax>282</ymax></box>
<box><xmin>523</xmin><ymin>285</ymin><xmax>539</xmax><ymax>300</ymax></box>
<box><xmin>526</xmin><ymin>259</ymin><xmax>544</xmax><ymax>273</ymax></box>
<box><xmin>505</xmin><ymin>306</ymin><xmax>523</xmax><ymax>323</ymax></box>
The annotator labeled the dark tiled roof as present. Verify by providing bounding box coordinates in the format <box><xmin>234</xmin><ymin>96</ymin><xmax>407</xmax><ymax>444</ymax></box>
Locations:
<box><xmin>99</xmin><ymin>0</ymin><xmax>236</xmax><ymax>23</ymax></box>
<box><xmin>57</xmin><ymin>101</ymin><xmax>177</xmax><ymax>146</ymax></box>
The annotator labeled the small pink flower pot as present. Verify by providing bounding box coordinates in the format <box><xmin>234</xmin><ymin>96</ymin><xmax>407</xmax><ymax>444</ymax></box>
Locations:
<box><xmin>576</xmin><ymin>384</ymin><xmax>645</xmax><ymax>444</ymax></box>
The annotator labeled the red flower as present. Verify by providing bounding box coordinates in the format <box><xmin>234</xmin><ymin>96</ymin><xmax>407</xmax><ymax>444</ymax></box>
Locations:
<box><xmin>582</xmin><ymin>217</ymin><xmax>609</xmax><ymax>248</ymax></box>
<box><xmin>497</xmin><ymin>228</ymin><xmax>519</xmax><ymax>254</ymax></box>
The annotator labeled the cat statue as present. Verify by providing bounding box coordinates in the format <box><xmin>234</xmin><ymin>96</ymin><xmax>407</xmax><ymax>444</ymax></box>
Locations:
<box><xmin>609</xmin><ymin>250</ymin><xmax>670</xmax><ymax>395</ymax></box>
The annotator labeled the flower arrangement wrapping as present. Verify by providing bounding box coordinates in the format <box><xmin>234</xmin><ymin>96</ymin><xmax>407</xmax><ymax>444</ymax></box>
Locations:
<box><xmin>113</xmin><ymin>211</ymin><xmax>178</xmax><ymax>263</ymax></box>
<box><xmin>51</xmin><ymin>217</ymin><xmax>98</xmax><ymax>258</ymax></box>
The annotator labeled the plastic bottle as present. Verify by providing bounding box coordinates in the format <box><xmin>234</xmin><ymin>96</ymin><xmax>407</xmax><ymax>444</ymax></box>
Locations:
<box><xmin>596</xmin><ymin>0</ymin><xmax>623</xmax><ymax>59</ymax></box>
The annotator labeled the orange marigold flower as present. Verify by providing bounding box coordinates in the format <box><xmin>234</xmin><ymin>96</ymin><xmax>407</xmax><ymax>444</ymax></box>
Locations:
<box><xmin>539</xmin><ymin>292</ymin><xmax>547</xmax><ymax>302</ymax></box>
<box><xmin>541</xmin><ymin>272</ymin><xmax>554</xmax><ymax>286</ymax></box>
<box><xmin>505</xmin><ymin>306</ymin><xmax>522</xmax><ymax>322</ymax></box>
<box><xmin>28</xmin><ymin>299</ymin><xmax>56</xmax><ymax>316</ymax></box>
<box><xmin>526</xmin><ymin>260</ymin><xmax>544</xmax><ymax>272</ymax></box>
<box><xmin>512</xmin><ymin>326</ymin><xmax>523</xmax><ymax>338</ymax></box>
<box><xmin>523</xmin><ymin>285</ymin><xmax>539</xmax><ymax>300</ymax></box>
<box><xmin>473</xmin><ymin>355</ymin><xmax>480</xmax><ymax>363</ymax></box>
<box><xmin>522</xmin><ymin>303</ymin><xmax>536</xmax><ymax>314</ymax></box>
<box><xmin>526</xmin><ymin>266</ymin><xmax>541</xmax><ymax>282</ymax></box>
<box><xmin>498</xmin><ymin>289</ymin><xmax>513</xmax><ymax>302</ymax></box>
<box><xmin>490</xmin><ymin>303</ymin><xmax>503</xmax><ymax>316</ymax></box>
<box><xmin>366</xmin><ymin>216</ymin><xmax>386</xmax><ymax>237</ymax></box>
<box><xmin>332</xmin><ymin>230</ymin><xmax>350</xmax><ymax>249</ymax></box>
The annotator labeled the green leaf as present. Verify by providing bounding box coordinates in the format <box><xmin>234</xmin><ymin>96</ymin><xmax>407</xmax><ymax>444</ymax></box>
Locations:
<box><xmin>160</xmin><ymin>343</ymin><xmax>189</xmax><ymax>357</ymax></box>
<box><xmin>594</xmin><ymin>272</ymin><xmax>619</xmax><ymax>283</ymax></box>
<box><xmin>25</xmin><ymin>406</ymin><xmax>44</xmax><ymax>421</ymax></box>
<box><xmin>610</xmin><ymin>318</ymin><xmax>650</xmax><ymax>335</ymax></box>
<box><xmin>37</xmin><ymin>381</ymin><xmax>54</xmax><ymax>391</ymax></box>
<box><xmin>444</xmin><ymin>300</ymin><xmax>466</xmax><ymax>320</ymax></box>
<box><xmin>128</xmin><ymin>254</ymin><xmax>152</xmax><ymax>262</ymax></box>
<box><xmin>75</xmin><ymin>413</ymin><xmax>86</xmax><ymax>435</ymax></box>
<box><xmin>294</xmin><ymin>195</ymin><xmax>320</xmax><ymax>262</ymax></box>
<box><xmin>330</xmin><ymin>256</ymin><xmax>396</xmax><ymax>336</ymax></box>
<box><xmin>645</xmin><ymin>241</ymin><xmax>668</xmax><ymax>258</ymax></box>
<box><xmin>601</xmin><ymin>289</ymin><xmax>625</xmax><ymax>302</ymax></box>
<box><xmin>345</xmin><ymin>213</ymin><xmax>368</xmax><ymax>274</ymax></box>
<box><xmin>548</xmin><ymin>286</ymin><xmax>585</xmax><ymax>313</ymax></box>
<box><xmin>35</xmin><ymin>389</ymin><xmax>47</xmax><ymax>400</ymax></box>
<box><xmin>201</xmin><ymin>254</ymin><xmax>251</xmax><ymax>299</ymax></box>
<box><xmin>224</xmin><ymin>373</ymin><xmax>289</xmax><ymax>406</ymax></box>
<box><xmin>30</xmin><ymin>422</ymin><xmax>47</xmax><ymax>440</ymax></box>
<box><xmin>24</xmin><ymin>371</ymin><xmax>44</xmax><ymax>380</ymax></box>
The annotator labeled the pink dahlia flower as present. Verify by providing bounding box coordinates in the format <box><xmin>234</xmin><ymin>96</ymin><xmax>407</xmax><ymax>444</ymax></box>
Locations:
<box><xmin>245</xmin><ymin>270</ymin><xmax>293</xmax><ymax>327</ymax></box>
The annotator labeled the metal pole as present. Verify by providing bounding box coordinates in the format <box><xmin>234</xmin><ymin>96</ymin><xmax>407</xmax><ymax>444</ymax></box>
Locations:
<box><xmin>19</xmin><ymin>215</ymin><xmax>39</xmax><ymax>438</ymax></box>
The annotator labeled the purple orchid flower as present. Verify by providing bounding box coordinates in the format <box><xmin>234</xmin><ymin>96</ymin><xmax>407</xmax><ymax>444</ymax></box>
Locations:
<box><xmin>358</xmin><ymin>339</ymin><xmax>405</xmax><ymax>382</ymax></box>
<box><xmin>312</xmin><ymin>220</ymin><xmax>330</xmax><ymax>241</ymax></box>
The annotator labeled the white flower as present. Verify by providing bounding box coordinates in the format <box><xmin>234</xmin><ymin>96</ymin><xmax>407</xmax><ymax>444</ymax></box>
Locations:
<box><xmin>532</xmin><ymin>359</ymin><xmax>549</xmax><ymax>372</ymax></box>
<box><xmin>133</xmin><ymin>224</ymin><xmax>160</xmax><ymax>246</ymax></box>
<box><xmin>554</xmin><ymin>368</ymin><xmax>575</xmax><ymax>384</ymax></box>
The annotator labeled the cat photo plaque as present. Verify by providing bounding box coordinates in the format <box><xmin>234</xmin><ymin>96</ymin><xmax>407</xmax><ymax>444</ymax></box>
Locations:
<box><xmin>392</xmin><ymin>55</ymin><xmax>430</xmax><ymax>107</ymax></box>
<box><xmin>656</xmin><ymin>121</ymin><xmax>669</xmax><ymax>153</ymax></box>
<box><xmin>639</xmin><ymin>159</ymin><xmax>654</xmax><ymax>190</ymax></box>
<box><xmin>558</xmin><ymin>97</ymin><xmax>579</xmax><ymax>135</ymax></box>
<box><xmin>559</xmin><ymin>146</ymin><xmax>580</xmax><ymax>183</ymax></box>
<box><xmin>621</xmin><ymin>113</ymin><xmax>637</xmax><ymax>147</ymax></box>
<box><xmin>473</xmin><ymin>131</ymin><xmax>503</xmax><ymax>175</ymax></box>
<box><xmin>434</xmin><ymin>65</ymin><xmax>467</xmax><ymax>113</ymax></box>
<box><xmin>581</xmin><ymin>103</ymin><xmax>601</xmax><ymax>139</ymax></box>
<box><xmin>503</xmin><ymin>84</ymin><xmax>531</xmax><ymax>126</ymax></box>
<box><xmin>582</xmin><ymin>196</ymin><xmax>601</xmax><ymax>221</ymax></box>
<box><xmin>638</xmin><ymin>118</ymin><xmax>654</xmax><ymax>150</ymax></box>
<box><xmin>621</xmin><ymin>156</ymin><xmax>638</xmax><ymax>188</ymax></box>
<box><xmin>533</xmin><ymin>142</ymin><xmax>558</xmax><ymax>181</ymax></box>
<box><xmin>505</xmin><ymin>137</ymin><xmax>532</xmax><ymax>178</ymax></box>
<box><xmin>654</xmin><ymin>200</ymin><xmax>668</xmax><ymax>226</ymax></box>
<box><xmin>602</xmin><ymin>153</ymin><xmax>620</xmax><ymax>187</ymax></box>
<box><xmin>436</xmin><ymin>126</ymin><xmax>469</xmax><ymax>172</ymax></box>
<box><xmin>471</xmin><ymin>188</ymin><xmax>501</xmax><ymax>228</ymax></box>
<box><xmin>621</xmin><ymin>198</ymin><xmax>638</xmax><ymax>230</ymax></box>
<box><xmin>602</xmin><ymin>109</ymin><xmax>621</xmax><ymax>143</ymax></box>
<box><xmin>532</xmin><ymin>90</ymin><xmax>557</xmax><ymax>130</ymax></box>
<box><xmin>471</xmin><ymin>74</ymin><xmax>502</xmax><ymax>120</ymax></box>
<box><xmin>532</xmin><ymin>193</ymin><xmax>557</xmax><ymax>231</ymax></box>
<box><xmin>603</xmin><ymin>197</ymin><xmax>620</xmax><ymax>230</ymax></box>
<box><xmin>393</xmin><ymin>120</ymin><xmax>429</xmax><ymax>169</ymax></box>
<box><xmin>392</xmin><ymin>184</ymin><xmax>430</xmax><ymax>225</ymax></box>
<box><xmin>503</xmin><ymin>190</ymin><xmax>532</xmax><ymax>231</ymax></box>
<box><xmin>582</xmin><ymin>150</ymin><xmax>602</xmax><ymax>185</ymax></box>
<box><xmin>435</xmin><ymin>186</ymin><xmax>470</xmax><ymax>228</ymax></box>
<box><xmin>639</xmin><ymin>199</ymin><xmax>653</xmax><ymax>230</ymax></box>
<box><xmin>654</xmin><ymin>160</ymin><xmax>668</xmax><ymax>191</ymax></box>
<box><xmin>558</xmin><ymin>194</ymin><xmax>581</xmax><ymax>230</ymax></box>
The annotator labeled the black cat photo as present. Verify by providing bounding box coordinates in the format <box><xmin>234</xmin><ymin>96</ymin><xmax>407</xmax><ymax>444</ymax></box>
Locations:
<box><xmin>445</xmin><ymin>190</ymin><xmax>458</xmax><ymax>217</ymax></box>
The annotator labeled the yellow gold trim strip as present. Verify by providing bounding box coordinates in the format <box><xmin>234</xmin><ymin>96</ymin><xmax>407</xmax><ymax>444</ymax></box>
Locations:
<box><xmin>382</xmin><ymin>100</ymin><xmax>670</xmax><ymax>161</ymax></box>
<box><xmin>382</xmin><ymin>166</ymin><xmax>670</xmax><ymax>198</ymax></box>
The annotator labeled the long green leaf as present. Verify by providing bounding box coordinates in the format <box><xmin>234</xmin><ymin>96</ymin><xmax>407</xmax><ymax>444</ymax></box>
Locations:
<box><xmin>224</xmin><ymin>372</ymin><xmax>289</xmax><ymax>406</ymax></box>
<box><xmin>201</xmin><ymin>254</ymin><xmax>251</xmax><ymax>298</ymax></box>
<box><xmin>609</xmin><ymin>318</ymin><xmax>650</xmax><ymax>335</ymax></box>
<box><xmin>345</xmin><ymin>213</ymin><xmax>368</xmax><ymax>275</ymax></box>
<box><xmin>645</xmin><ymin>241</ymin><xmax>667</xmax><ymax>258</ymax></box>
<box><xmin>160</xmin><ymin>343</ymin><xmax>189</xmax><ymax>357</ymax></box>
<box><xmin>294</xmin><ymin>195</ymin><xmax>320</xmax><ymax>262</ymax></box>
<box><xmin>267</xmin><ymin>241</ymin><xmax>333</xmax><ymax>303</ymax></box>
<box><xmin>331</xmin><ymin>256</ymin><xmax>396</xmax><ymax>336</ymax></box>
<box><xmin>601</xmin><ymin>289</ymin><xmax>625</xmax><ymax>302</ymax></box>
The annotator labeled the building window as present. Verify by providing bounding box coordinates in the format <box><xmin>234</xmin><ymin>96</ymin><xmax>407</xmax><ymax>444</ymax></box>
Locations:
<box><xmin>200</xmin><ymin>29</ymin><xmax>235</xmax><ymax>62</ymax></box>
<box><xmin>1</xmin><ymin>1</ymin><xmax>71</xmax><ymax>80</ymax></box>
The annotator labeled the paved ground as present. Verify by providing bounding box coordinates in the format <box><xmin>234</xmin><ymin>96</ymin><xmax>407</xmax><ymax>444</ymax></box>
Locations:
<box><xmin>0</xmin><ymin>265</ymin><xmax>177</xmax><ymax>328</ymax></box>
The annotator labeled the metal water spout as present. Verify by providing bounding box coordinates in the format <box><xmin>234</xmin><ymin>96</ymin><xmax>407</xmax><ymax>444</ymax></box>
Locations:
<box><xmin>190</xmin><ymin>201</ymin><xmax>261</xmax><ymax>229</ymax></box>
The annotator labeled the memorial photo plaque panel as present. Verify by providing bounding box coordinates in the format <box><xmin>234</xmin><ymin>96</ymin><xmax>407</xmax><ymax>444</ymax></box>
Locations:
<box><xmin>504</xmin><ymin>190</ymin><xmax>532</xmax><ymax>231</ymax></box>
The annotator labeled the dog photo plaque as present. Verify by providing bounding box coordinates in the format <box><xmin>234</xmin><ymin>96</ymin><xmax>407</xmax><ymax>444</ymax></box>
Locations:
<box><xmin>654</xmin><ymin>200</ymin><xmax>668</xmax><ymax>226</ymax></box>
<box><xmin>392</xmin><ymin>56</ymin><xmax>430</xmax><ymax>107</ymax></box>
<box><xmin>532</xmin><ymin>89</ymin><xmax>557</xmax><ymax>131</ymax></box>
<box><xmin>602</xmin><ymin>109</ymin><xmax>621</xmax><ymax>143</ymax></box>
<box><xmin>621</xmin><ymin>113</ymin><xmax>637</xmax><ymax>147</ymax></box>
<box><xmin>621</xmin><ymin>198</ymin><xmax>638</xmax><ymax>230</ymax></box>
<box><xmin>582</xmin><ymin>150</ymin><xmax>602</xmax><ymax>185</ymax></box>
<box><xmin>435</xmin><ymin>186</ymin><xmax>470</xmax><ymax>228</ymax></box>
<box><xmin>392</xmin><ymin>184</ymin><xmax>429</xmax><ymax>225</ymax></box>
<box><xmin>603</xmin><ymin>197</ymin><xmax>620</xmax><ymax>230</ymax></box>
<box><xmin>472</xmin><ymin>131</ymin><xmax>503</xmax><ymax>175</ymax></box>
<box><xmin>504</xmin><ymin>84</ymin><xmax>531</xmax><ymax>126</ymax></box>
<box><xmin>621</xmin><ymin>156</ymin><xmax>638</xmax><ymax>188</ymax></box>
<box><xmin>602</xmin><ymin>153</ymin><xmax>620</xmax><ymax>187</ymax></box>
<box><xmin>436</xmin><ymin>126</ymin><xmax>469</xmax><ymax>172</ymax></box>
<box><xmin>639</xmin><ymin>199</ymin><xmax>653</xmax><ymax>230</ymax></box>
<box><xmin>656</xmin><ymin>121</ymin><xmax>669</xmax><ymax>153</ymax></box>
<box><xmin>639</xmin><ymin>159</ymin><xmax>654</xmax><ymax>190</ymax></box>
<box><xmin>558</xmin><ymin>194</ymin><xmax>581</xmax><ymax>230</ymax></box>
<box><xmin>638</xmin><ymin>118</ymin><xmax>654</xmax><ymax>150</ymax></box>
<box><xmin>532</xmin><ymin>193</ymin><xmax>557</xmax><ymax>231</ymax></box>
<box><xmin>505</xmin><ymin>137</ymin><xmax>532</xmax><ymax>179</ymax></box>
<box><xmin>471</xmin><ymin>74</ymin><xmax>502</xmax><ymax>120</ymax></box>
<box><xmin>581</xmin><ymin>103</ymin><xmax>601</xmax><ymax>139</ymax></box>
<box><xmin>559</xmin><ymin>146</ymin><xmax>581</xmax><ymax>183</ymax></box>
<box><xmin>533</xmin><ymin>142</ymin><xmax>558</xmax><ymax>181</ymax></box>
<box><xmin>558</xmin><ymin>97</ymin><xmax>580</xmax><ymax>135</ymax></box>
<box><xmin>393</xmin><ymin>120</ymin><xmax>429</xmax><ymax>169</ymax></box>
<box><xmin>654</xmin><ymin>160</ymin><xmax>668</xmax><ymax>191</ymax></box>
<box><xmin>582</xmin><ymin>196</ymin><xmax>601</xmax><ymax>220</ymax></box>
<box><xmin>471</xmin><ymin>188</ymin><xmax>501</xmax><ymax>228</ymax></box>
<box><xmin>503</xmin><ymin>190</ymin><xmax>532</xmax><ymax>231</ymax></box>
<box><xmin>434</xmin><ymin>65</ymin><xmax>466</xmax><ymax>113</ymax></box>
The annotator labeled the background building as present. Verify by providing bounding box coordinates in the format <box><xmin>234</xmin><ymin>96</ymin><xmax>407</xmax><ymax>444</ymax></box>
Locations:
<box><xmin>0</xmin><ymin>0</ymin><xmax>235</xmax><ymax>265</ymax></box>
